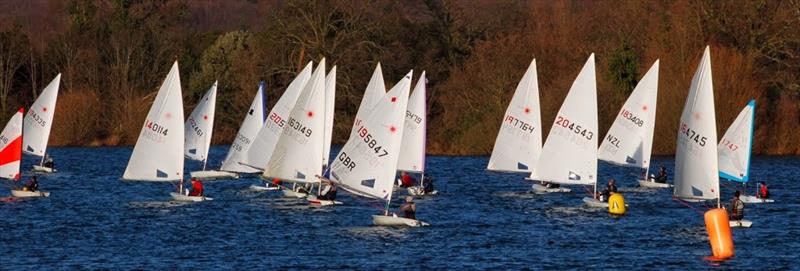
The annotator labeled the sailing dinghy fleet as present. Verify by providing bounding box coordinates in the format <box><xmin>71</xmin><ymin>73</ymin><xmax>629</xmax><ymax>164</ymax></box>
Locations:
<box><xmin>488</xmin><ymin>46</ymin><xmax>768</xmax><ymax>230</ymax></box>
<box><xmin>1</xmin><ymin>46</ymin><xmax>773</xmax><ymax>234</ymax></box>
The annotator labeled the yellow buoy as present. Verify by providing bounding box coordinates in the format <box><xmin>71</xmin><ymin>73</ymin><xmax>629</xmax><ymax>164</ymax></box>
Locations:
<box><xmin>608</xmin><ymin>193</ymin><xmax>626</xmax><ymax>215</ymax></box>
<box><xmin>704</xmin><ymin>208</ymin><xmax>735</xmax><ymax>260</ymax></box>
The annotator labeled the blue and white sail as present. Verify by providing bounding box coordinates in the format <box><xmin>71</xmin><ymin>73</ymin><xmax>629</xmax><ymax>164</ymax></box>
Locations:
<box><xmin>718</xmin><ymin>100</ymin><xmax>755</xmax><ymax>183</ymax></box>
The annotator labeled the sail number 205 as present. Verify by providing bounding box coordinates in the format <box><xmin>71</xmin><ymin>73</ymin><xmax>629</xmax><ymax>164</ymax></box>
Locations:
<box><xmin>357</xmin><ymin>126</ymin><xmax>389</xmax><ymax>157</ymax></box>
<box><xmin>555</xmin><ymin>116</ymin><xmax>593</xmax><ymax>140</ymax></box>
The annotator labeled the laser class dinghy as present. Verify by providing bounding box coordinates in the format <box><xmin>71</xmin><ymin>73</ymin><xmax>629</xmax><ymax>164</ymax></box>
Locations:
<box><xmin>24</xmin><ymin>74</ymin><xmax>61</xmax><ymax>173</ymax></box>
<box><xmin>123</xmin><ymin>61</ymin><xmax>212</xmax><ymax>202</ymax></box>
<box><xmin>398</xmin><ymin>72</ymin><xmax>436</xmax><ymax>196</ymax></box>
<box><xmin>672</xmin><ymin>47</ymin><xmax>750</xmax><ymax>228</ymax></box>
<box><xmin>528</xmin><ymin>55</ymin><xmax>598</xmax><ymax>195</ymax></box>
<box><xmin>198</xmin><ymin>82</ymin><xmax>268</xmax><ymax>182</ymax></box>
<box><xmin>4</xmin><ymin>109</ymin><xmax>50</xmax><ymax>198</ymax></box>
<box><xmin>486</xmin><ymin>60</ymin><xmax>551</xmax><ymax>192</ymax></box>
<box><xmin>593</xmin><ymin>61</ymin><xmax>665</xmax><ymax>188</ymax></box>
<box><xmin>183</xmin><ymin>82</ymin><xmax>237</xmax><ymax>180</ymax></box>
<box><xmin>242</xmin><ymin>62</ymin><xmax>313</xmax><ymax>194</ymax></box>
<box><xmin>718</xmin><ymin>100</ymin><xmax>770</xmax><ymax>204</ymax></box>
<box><xmin>329</xmin><ymin>70</ymin><xmax>428</xmax><ymax>227</ymax></box>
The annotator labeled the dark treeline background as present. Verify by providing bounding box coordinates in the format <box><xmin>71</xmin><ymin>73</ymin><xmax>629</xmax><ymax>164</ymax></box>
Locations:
<box><xmin>0</xmin><ymin>0</ymin><xmax>798</xmax><ymax>155</ymax></box>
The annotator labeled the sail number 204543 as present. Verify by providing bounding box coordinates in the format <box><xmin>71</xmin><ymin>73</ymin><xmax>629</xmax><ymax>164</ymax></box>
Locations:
<box><xmin>555</xmin><ymin>116</ymin><xmax>593</xmax><ymax>140</ymax></box>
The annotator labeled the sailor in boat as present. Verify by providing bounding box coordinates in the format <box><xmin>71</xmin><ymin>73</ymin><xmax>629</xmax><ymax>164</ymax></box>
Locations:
<box><xmin>422</xmin><ymin>175</ymin><xmax>435</xmax><ymax>194</ymax></box>
<box><xmin>729</xmin><ymin>191</ymin><xmax>745</xmax><ymax>220</ymax></box>
<box><xmin>316</xmin><ymin>179</ymin><xmax>337</xmax><ymax>201</ymax></box>
<box><xmin>22</xmin><ymin>176</ymin><xmax>39</xmax><ymax>192</ymax></box>
<box><xmin>400</xmin><ymin>172</ymin><xmax>416</xmax><ymax>188</ymax></box>
<box><xmin>43</xmin><ymin>154</ymin><xmax>55</xmax><ymax>170</ymax></box>
<box><xmin>758</xmin><ymin>182</ymin><xmax>770</xmax><ymax>199</ymax></box>
<box><xmin>599</xmin><ymin>179</ymin><xmax>618</xmax><ymax>202</ymax></box>
<box><xmin>399</xmin><ymin>196</ymin><xmax>416</xmax><ymax>219</ymax></box>
<box><xmin>653</xmin><ymin>166</ymin><xmax>668</xmax><ymax>183</ymax></box>
<box><xmin>188</xmin><ymin>178</ymin><xmax>204</xmax><ymax>197</ymax></box>
<box><xmin>542</xmin><ymin>181</ymin><xmax>560</xmax><ymax>189</ymax></box>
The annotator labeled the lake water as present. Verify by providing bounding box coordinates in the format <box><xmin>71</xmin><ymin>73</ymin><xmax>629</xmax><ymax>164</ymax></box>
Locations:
<box><xmin>0</xmin><ymin>146</ymin><xmax>798</xmax><ymax>269</ymax></box>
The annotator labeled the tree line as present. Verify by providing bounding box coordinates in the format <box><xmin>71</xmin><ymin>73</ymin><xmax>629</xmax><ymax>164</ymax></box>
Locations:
<box><xmin>0</xmin><ymin>0</ymin><xmax>798</xmax><ymax>155</ymax></box>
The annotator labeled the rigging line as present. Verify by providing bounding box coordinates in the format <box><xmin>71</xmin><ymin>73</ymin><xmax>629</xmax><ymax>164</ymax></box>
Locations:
<box><xmin>671</xmin><ymin>196</ymin><xmax>706</xmax><ymax>216</ymax></box>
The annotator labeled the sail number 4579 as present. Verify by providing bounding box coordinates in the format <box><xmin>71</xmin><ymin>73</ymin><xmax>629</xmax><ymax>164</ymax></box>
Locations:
<box><xmin>555</xmin><ymin>116</ymin><xmax>593</xmax><ymax>140</ymax></box>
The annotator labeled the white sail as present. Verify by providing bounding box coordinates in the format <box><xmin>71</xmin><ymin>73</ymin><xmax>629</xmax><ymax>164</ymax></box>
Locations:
<box><xmin>718</xmin><ymin>100</ymin><xmax>755</xmax><ymax>183</ymax></box>
<box><xmin>123</xmin><ymin>61</ymin><xmax>185</xmax><ymax>181</ymax></box>
<box><xmin>263</xmin><ymin>59</ymin><xmax>327</xmax><ymax>183</ymax></box>
<box><xmin>487</xmin><ymin>60</ymin><xmax>542</xmax><ymax>173</ymax></box>
<box><xmin>241</xmin><ymin>62</ymin><xmax>313</xmax><ymax>170</ymax></box>
<box><xmin>220</xmin><ymin>82</ymin><xmax>267</xmax><ymax>173</ymax></box>
<box><xmin>674</xmin><ymin>46</ymin><xmax>719</xmax><ymax>201</ymax></box>
<box><xmin>322</xmin><ymin>66</ymin><xmax>337</xmax><ymax>167</ymax></box>
<box><xmin>598</xmin><ymin>60</ymin><xmax>659</xmax><ymax>171</ymax></box>
<box><xmin>23</xmin><ymin>74</ymin><xmax>61</xmax><ymax>157</ymax></box>
<box><xmin>184</xmin><ymin>81</ymin><xmax>217</xmax><ymax>166</ymax></box>
<box><xmin>530</xmin><ymin>54</ymin><xmax>598</xmax><ymax>185</ymax></box>
<box><xmin>397</xmin><ymin>71</ymin><xmax>427</xmax><ymax>173</ymax></box>
<box><xmin>350</xmin><ymin>63</ymin><xmax>386</xmax><ymax>138</ymax></box>
<box><xmin>330</xmin><ymin>71</ymin><xmax>413</xmax><ymax>200</ymax></box>
<box><xmin>0</xmin><ymin>109</ymin><xmax>23</xmax><ymax>180</ymax></box>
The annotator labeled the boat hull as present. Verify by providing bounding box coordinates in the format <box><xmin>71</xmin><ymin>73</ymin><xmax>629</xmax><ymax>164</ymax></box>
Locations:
<box><xmin>10</xmin><ymin>190</ymin><xmax>50</xmax><ymax>198</ymax></box>
<box><xmin>582</xmin><ymin>197</ymin><xmax>608</xmax><ymax>208</ymax></box>
<box><xmin>740</xmin><ymin>195</ymin><xmax>774</xmax><ymax>203</ymax></box>
<box><xmin>531</xmin><ymin>183</ymin><xmax>571</xmax><ymax>194</ymax></box>
<box><xmin>170</xmin><ymin>192</ymin><xmax>213</xmax><ymax>202</ymax></box>
<box><xmin>637</xmin><ymin>179</ymin><xmax>672</xmax><ymax>188</ymax></box>
<box><xmin>281</xmin><ymin>189</ymin><xmax>308</xmax><ymax>198</ymax></box>
<box><xmin>307</xmin><ymin>198</ymin><xmax>343</xmax><ymax>206</ymax></box>
<box><xmin>31</xmin><ymin>165</ymin><xmax>56</xmax><ymax>173</ymax></box>
<box><xmin>729</xmin><ymin>219</ymin><xmax>753</xmax><ymax>228</ymax></box>
<box><xmin>372</xmin><ymin>215</ymin><xmax>429</xmax><ymax>227</ymax></box>
<box><xmin>249</xmin><ymin>184</ymin><xmax>280</xmax><ymax>191</ymax></box>
<box><xmin>189</xmin><ymin>170</ymin><xmax>239</xmax><ymax>180</ymax></box>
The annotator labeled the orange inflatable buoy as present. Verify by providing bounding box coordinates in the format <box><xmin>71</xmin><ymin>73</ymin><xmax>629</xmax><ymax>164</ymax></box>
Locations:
<box><xmin>704</xmin><ymin>208</ymin><xmax>734</xmax><ymax>261</ymax></box>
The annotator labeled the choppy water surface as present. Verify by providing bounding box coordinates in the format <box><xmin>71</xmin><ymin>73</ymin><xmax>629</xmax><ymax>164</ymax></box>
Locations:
<box><xmin>0</xmin><ymin>146</ymin><xmax>798</xmax><ymax>269</ymax></box>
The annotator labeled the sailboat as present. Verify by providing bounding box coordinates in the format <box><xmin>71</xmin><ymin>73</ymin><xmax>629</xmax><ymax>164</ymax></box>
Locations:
<box><xmin>5</xmin><ymin>108</ymin><xmax>50</xmax><ymax>197</ymax></box>
<box><xmin>673</xmin><ymin>47</ymin><xmax>748</xmax><ymax>227</ymax></box>
<box><xmin>719</xmin><ymin>100</ymin><xmax>767</xmax><ymax>204</ymax></box>
<box><xmin>398</xmin><ymin>72</ymin><xmax>434</xmax><ymax>196</ymax></box>
<box><xmin>329</xmin><ymin>70</ymin><xmax>427</xmax><ymax>226</ymax></box>
<box><xmin>242</xmin><ymin>62</ymin><xmax>313</xmax><ymax>192</ymax></box>
<box><xmin>184</xmin><ymin>82</ymin><xmax>233</xmax><ymax>180</ymax></box>
<box><xmin>528</xmin><ymin>54</ymin><xmax>598</xmax><ymax>195</ymax></box>
<box><xmin>260</xmin><ymin>58</ymin><xmax>328</xmax><ymax>202</ymax></box>
<box><xmin>24</xmin><ymin>74</ymin><xmax>61</xmax><ymax>173</ymax></box>
<box><xmin>594</xmin><ymin>61</ymin><xmax>664</xmax><ymax>188</ymax></box>
<box><xmin>217</xmin><ymin>82</ymin><xmax>269</xmax><ymax>185</ymax></box>
<box><xmin>123</xmin><ymin>61</ymin><xmax>210</xmax><ymax>201</ymax></box>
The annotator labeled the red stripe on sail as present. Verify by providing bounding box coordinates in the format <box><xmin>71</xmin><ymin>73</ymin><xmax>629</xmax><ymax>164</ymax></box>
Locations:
<box><xmin>0</xmin><ymin>136</ymin><xmax>22</xmax><ymax>166</ymax></box>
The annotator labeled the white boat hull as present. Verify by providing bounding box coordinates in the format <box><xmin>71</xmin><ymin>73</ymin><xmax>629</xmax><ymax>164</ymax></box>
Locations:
<box><xmin>281</xmin><ymin>189</ymin><xmax>308</xmax><ymax>198</ymax></box>
<box><xmin>372</xmin><ymin>215</ymin><xmax>429</xmax><ymax>227</ymax></box>
<box><xmin>407</xmin><ymin>186</ymin><xmax>437</xmax><ymax>196</ymax></box>
<box><xmin>249</xmin><ymin>184</ymin><xmax>280</xmax><ymax>191</ymax></box>
<box><xmin>31</xmin><ymin>165</ymin><xmax>56</xmax><ymax>173</ymax></box>
<box><xmin>189</xmin><ymin>170</ymin><xmax>239</xmax><ymax>180</ymax></box>
<box><xmin>637</xmin><ymin>179</ymin><xmax>672</xmax><ymax>188</ymax></box>
<box><xmin>739</xmin><ymin>195</ymin><xmax>774</xmax><ymax>203</ymax></box>
<box><xmin>307</xmin><ymin>198</ymin><xmax>343</xmax><ymax>206</ymax></box>
<box><xmin>170</xmin><ymin>192</ymin><xmax>213</xmax><ymax>202</ymax></box>
<box><xmin>531</xmin><ymin>183</ymin><xmax>571</xmax><ymax>194</ymax></box>
<box><xmin>729</xmin><ymin>219</ymin><xmax>753</xmax><ymax>228</ymax></box>
<box><xmin>10</xmin><ymin>190</ymin><xmax>50</xmax><ymax>198</ymax></box>
<box><xmin>582</xmin><ymin>197</ymin><xmax>608</xmax><ymax>208</ymax></box>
